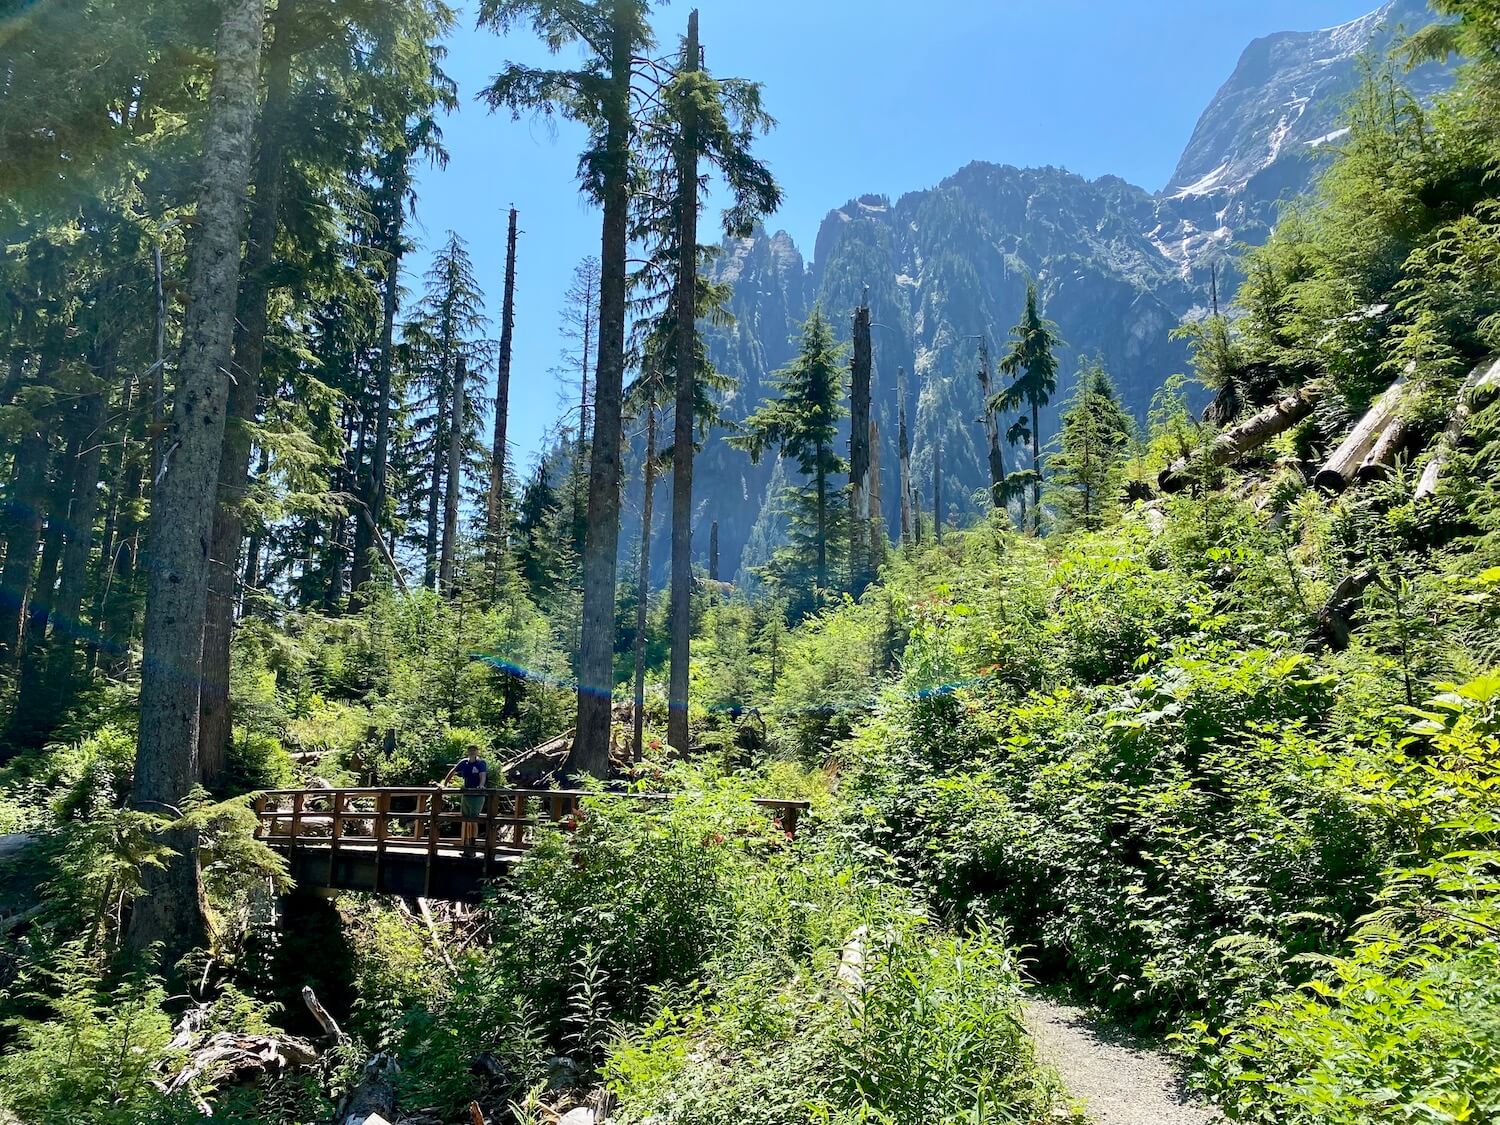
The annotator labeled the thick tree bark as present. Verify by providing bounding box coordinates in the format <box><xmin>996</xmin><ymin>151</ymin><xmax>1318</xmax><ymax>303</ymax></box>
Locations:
<box><xmin>351</xmin><ymin>156</ymin><xmax>407</xmax><ymax>603</ymax></box>
<box><xmin>570</xmin><ymin>6</ymin><xmax>634</xmax><ymax>777</ymax></box>
<box><xmin>708</xmin><ymin>520</ymin><xmax>718</xmax><ymax>582</ymax></box>
<box><xmin>127</xmin><ymin>0</ymin><xmax>264</xmax><ymax>972</ymax></box>
<box><xmin>1159</xmin><ymin>388</ymin><xmax>1317</xmax><ymax>494</ymax></box>
<box><xmin>486</xmin><ymin>206</ymin><xmax>517</xmax><ymax>583</ymax></box>
<box><xmin>666</xmin><ymin>10</ymin><xmax>700</xmax><ymax>757</ymax></box>
<box><xmin>1315</xmin><ymin>379</ymin><xmax>1405</xmax><ymax>493</ymax></box>
<box><xmin>439</xmin><ymin>357</ymin><xmax>465</xmax><ymax>594</ymax></box>
<box><xmin>199</xmin><ymin>0</ymin><xmax>295</xmax><ymax>788</ymax></box>
<box><xmin>848</xmin><ymin>296</ymin><xmax>871</xmax><ymax>592</ymax></box>
<box><xmin>631</xmin><ymin>404</ymin><xmax>657</xmax><ymax>763</ymax></box>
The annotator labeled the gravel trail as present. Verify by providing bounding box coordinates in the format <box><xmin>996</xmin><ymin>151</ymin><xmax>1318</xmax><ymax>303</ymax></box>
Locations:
<box><xmin>1025</xmin><ymin>997</ymin><xmax>1223</xmax><ymax>1125</ymax></box>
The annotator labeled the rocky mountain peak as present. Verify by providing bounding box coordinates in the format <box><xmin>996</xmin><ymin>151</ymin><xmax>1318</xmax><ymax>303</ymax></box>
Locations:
<box><xmin>1165</xmin><ymin>0</ymin><xmax>1443</xmax><ymax>200</ymax></box>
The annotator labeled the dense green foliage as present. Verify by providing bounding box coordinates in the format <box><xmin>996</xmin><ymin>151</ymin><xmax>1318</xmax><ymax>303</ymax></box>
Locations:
<box><xmin>344</xmin><ymin>776</ymin><xmax>1069</xmax><ymax>1124</ymax></box>
<box><xmin>7</xmin><ymin>1</ymin><xmax>1500</xmax><ymax>1124</ymax></box>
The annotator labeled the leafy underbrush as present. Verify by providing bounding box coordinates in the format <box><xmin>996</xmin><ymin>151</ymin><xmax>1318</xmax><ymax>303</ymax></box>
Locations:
<box><xmin>347</xmin><ymin>768</ymin><xmax>1069</xmax><ymax>1123</ymax></box>
<box><xmin>794</xmin><ymin>485</ymin><xmax>1500</xmax><ymax>1118</ymax></box>
<box><xmin>1198</xmin><ymin>675</ymin><xmax>1500</xmax><ymax>1123</ymax></box>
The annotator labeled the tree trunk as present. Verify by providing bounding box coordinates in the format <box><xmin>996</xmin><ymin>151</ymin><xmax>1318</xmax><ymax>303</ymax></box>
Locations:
<box><xmin>199</xmin><ymin>0</ymin><xmax>296</xmax><ymax>788</ymax></box>
<box><xmin>631</xmin><ymin>404</ymin><xmax>657</xmax><ymax>763</ymax></box>
<box><xmin>127</xmin><ymin>0</ymin><xmax>264</xmax><ymax>972</ymax></box>
<box><xmin>88</xmin><ymin>353</ymin><xmax>139</xmax><ymax>672</ymax></box>
<box><xmin>42</xmin><ymin>376</ymin><xmax>108</xmax><ymax>722</ymax></box>
<box><xmin>667</xmin><ymin>9</ymin><xmax>700</xmax><ymax>757</ymax></box>
<box><xmin>440</xmin><ymin>357</ymin><xmax>465</xmax><ymax>594</ymax></box>
<box><xmin>241</xmin><ymin>445</ymin><xmax>269</xmax><ymax>612</ymax></box>
<box><xmin>976</xmin><ymin>342</ymin><xmax>1005</xmax><ymax>511</ymax></box>
<box><xmin>933</xmin><ymin>439</ymin><xmax>943</xmax><ymax>544</ymax></box>
<box><xmin>897</xmin><ymin>369</ymin><xmax>911</xmax><ymax>545</ymax></box>
<box><xmin>7</xmin><ymin>429</ymin><xmax>71</xmax><ymax>749</ymax></box>
<box><xmin>570</xmin><ymin>6</ymin><xmax>634</xmax><ymax>777</ymax></box>
<box><xmin>1355</xmin><ymin>416</ymin><xmax>1412</xmax><ymax>483</ymax></box>
<box><xmin>486</xmin><ymin>206</ymin><xmax>517</xmax><ymax>584</ymax></box>
<box><xmin>151</xmin><ymin>245</ymin><xmax>168</xmax><ymax>484</ymax></box>
<box><xmin>0</xmin><ymin>421</ymin><xmax>51</xmax><ymax>665</ymax></box>
<box><xmin>1158</xmin><ymin>387</ymin><xmax>1316</xmax><ymax>493</ymax></box>
<box><xmin>351</xmin><ymin>155</ymin><xmax>407</xmax><ymax>603</ymax></box>
<box><xmin>424</xmin><ymin>374</ymin><xmax>447</xmax><ymax>591</ymax></box>
<box><xmin>1030</xmin><ymin>401</ymin><xmax>1041</xmax><ymax>531</ymax></box>
<box><xmin>708</xmin><ymin>520</ymin><xmax>718</xmax><ymax>582</ymax></box>
<box><xmin>868</xmin><ymin>417</ymin><xmax>885</xmax><ymax>569</ymax></box>
<box><xmin>816</xmin><ymin>445</ymin><xmax>827</xmax><ymax>588</ymax></box>
<box><xmin>848</xmin><ymin>296</ymin><xmax>871</xmax><ymax>593</ymax></box>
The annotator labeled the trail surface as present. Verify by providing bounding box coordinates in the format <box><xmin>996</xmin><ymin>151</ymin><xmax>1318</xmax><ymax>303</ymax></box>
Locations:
<box><xmin>1025</xmin><ymin>997</ymin><xmax>1223</xmax><ymax>1125</ymax></box>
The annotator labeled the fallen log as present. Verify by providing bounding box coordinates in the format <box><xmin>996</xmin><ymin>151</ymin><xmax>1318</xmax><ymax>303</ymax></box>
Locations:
<box><xmin>502</xmin><ymin>730</ymin><xmax>573</xmax><ymax>786</ymax></box>
<box><xmin>1355</xmin><ymin>414</ymin><xmax>1413</xmax><ymax>483</ymax></box>
<box><xmin>335</xmin><ymin>1054</ymin><xmax>400</xmax><ymax>1125</ymax></box>
<box><xmin>1306</xmin><ymin>568</ymin><xmax>1376</xmax><ymax>653</ymax></box>
<box><xmin>1315</xmin><ymin>378</ymin><xmax>1405</xmax><ymax>493</ymax></box>
<box><xmin>1416</xmin><ymin>356</ymin><xmax>1498</xmax><ymax>502</ymax></box>
<box><xmin>1159</xmin><ymin>388</ymin><xmax>1316</xmax><ymax>494</ymax></box>
<box><xmin>1474</xmin><ymin>354</ymin><xmax>1500</xmax><ymax>403</ymax></box>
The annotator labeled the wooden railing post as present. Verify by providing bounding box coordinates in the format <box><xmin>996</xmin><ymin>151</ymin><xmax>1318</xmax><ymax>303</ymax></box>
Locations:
<box><xmin>253</xmin><ymin>794</ymin><xmax>266</xmax><ymax>839</ymax></box>
<box><xmin>290</xmin><ymin>791</ymin><xmax>305</xmax><ymax>851</ymax></box>
<box><xmin>512</xmin><ymin>793</ymin><xmax>527</xmax><ymax>849</ymax></box>
<box><xmin>327</xmin><ymin>790</ymin><xmax>345</xmax><ymax>886</ymax></box>
<box><xmin>425</xmin><ymin>787</ymin><xmax>442</xmax><ymax>897</ymax></box>
<box><xmin>484</xmin><ymin>791</ymin><xmax>498</xmax><ymax>875</ymax></box>
<box><xmin>374</xmin><ymin>790</ymin><xmax>389</xmax><ymax>894</ymax></box>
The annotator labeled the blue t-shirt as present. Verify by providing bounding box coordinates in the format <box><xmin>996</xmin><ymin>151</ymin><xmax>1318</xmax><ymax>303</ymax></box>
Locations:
<box><xmin>455</xmin><ymin>759</ymin><xmax>487</xmax><ymax>789</ymax></box>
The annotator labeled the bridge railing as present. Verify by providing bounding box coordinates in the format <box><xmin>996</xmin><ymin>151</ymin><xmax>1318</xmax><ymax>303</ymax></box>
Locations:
<box><xmin>252</xmin><ymin>786</ymin><xmax>811</xmax><ymax>885</ymax></box>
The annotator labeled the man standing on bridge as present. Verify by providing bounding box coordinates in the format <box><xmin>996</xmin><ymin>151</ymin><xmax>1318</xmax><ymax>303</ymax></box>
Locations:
<box><xmin>443</xmin><ymin>743</ymin><xmax>488</xmax><ymax>856</ymax></box>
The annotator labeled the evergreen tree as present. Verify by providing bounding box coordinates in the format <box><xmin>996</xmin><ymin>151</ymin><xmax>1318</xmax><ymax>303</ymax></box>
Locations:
<box><xmin>734</xmin><ymin>309</ymin><xmax>848</xmax><ymax>608</ymax></box>
<box><xmin>480</xmin><ymin>0</ymin><xmax>657</xmax><ymax>777</ymax></box>
<box><xmin>403</xmin><ymin>231</ymin><xmax>488</xmax><ymax>591</ymax></box>
<box><xmin>1047</xmin><ymin>358</ymin><xmax>1132</xmax><ymax>532</ymax></box>
<box><xmin>996</xmin><ymin>281</ymin><xmax>1061</xmax><ymax>532</ymax></box>
<box><xmin>128</xmin><ymin>0</ymin><xmax>265</xmax><ymax>972</ymax></box>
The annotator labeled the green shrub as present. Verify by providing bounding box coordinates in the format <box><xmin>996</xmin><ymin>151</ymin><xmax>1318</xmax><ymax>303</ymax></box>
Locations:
<box><xmin>607</xmin><ymin>922</ymin><xmax>1067</xmax><ymax>1125</ymax></box>
<box><xmin>1198</xmin><ymin>674</ymin><xmax>1500</xmax><ymax>1122</ymax></box>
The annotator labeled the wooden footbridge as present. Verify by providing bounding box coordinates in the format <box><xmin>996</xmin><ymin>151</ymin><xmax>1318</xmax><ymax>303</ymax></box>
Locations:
<box><xmin>254</xmin><ymin>787</ymin><xmax>810</xmax><ymax>902</ymax></box>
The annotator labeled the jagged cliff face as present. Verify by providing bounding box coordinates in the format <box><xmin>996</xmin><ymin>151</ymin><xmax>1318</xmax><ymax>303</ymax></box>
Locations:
<box><xmin>674</xmin><ymin>2</ymin><xmax>1454</xmax><ymax>582</ymax></box>
<box><xmin>1153</xmin><ymin>0</ymin><xmax>1450</xmax><ymax>276</ymax></box>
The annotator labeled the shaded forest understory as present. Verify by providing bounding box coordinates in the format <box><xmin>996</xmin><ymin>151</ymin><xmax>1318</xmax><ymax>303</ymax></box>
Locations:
<box><xmin>3</xmin><ymin>0</ymin><xmax>1500</xmax><ymax>1123</ymax></box>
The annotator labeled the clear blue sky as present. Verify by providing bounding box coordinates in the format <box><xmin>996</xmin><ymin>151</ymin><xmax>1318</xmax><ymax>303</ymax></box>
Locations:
<box><xmin>407</xmin><ymin>0</ymin><xmax>1387</xmax><ymax>473</ymax></box>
